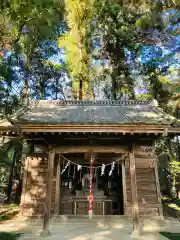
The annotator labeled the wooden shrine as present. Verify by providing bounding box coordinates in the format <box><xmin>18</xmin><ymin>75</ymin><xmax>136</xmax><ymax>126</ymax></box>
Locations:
<box><xmin>0</xmin><ymin>100</ymin><xmax>179</xmax><ymax>235</ymax></box>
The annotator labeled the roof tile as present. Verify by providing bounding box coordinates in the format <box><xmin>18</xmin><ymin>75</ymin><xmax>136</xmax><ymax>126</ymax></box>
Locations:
<box><xmin>12</xmin><ymin>100</ymin><xmax>175</xmax><ymax>125</ymax></box>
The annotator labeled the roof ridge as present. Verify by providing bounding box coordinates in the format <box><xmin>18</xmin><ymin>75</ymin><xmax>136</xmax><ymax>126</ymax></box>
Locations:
<box><xmin>29</xmin><ymin>100</ymin><xmax>152</xmax><ymax>106</ymax></box>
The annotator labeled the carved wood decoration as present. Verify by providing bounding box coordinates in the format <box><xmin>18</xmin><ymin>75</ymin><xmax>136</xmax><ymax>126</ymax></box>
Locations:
<box><xmin>34</xmin><ymin>145</ymin><xmax>44</xmax><ymax>153</ymax></box>
<box><xmin>139</xmin><ymin>146</ymin><xmax>155</xmax><ymax>156</ymax></box>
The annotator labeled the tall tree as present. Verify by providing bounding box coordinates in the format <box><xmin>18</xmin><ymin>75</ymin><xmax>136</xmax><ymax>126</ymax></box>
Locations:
<box><xmin>92</xmin><ymin>0</ymin><xmax>141</xmax><ymax>99</ymax></box>
<box><xmin>60</xmin><ymin>0</ymin><xmax>94</xmax><ymax>100</ymax></box>
<box><xmin>0</xmin><ymin>0</ymin><xmax>63</xmax><ymax>104</ymax></box>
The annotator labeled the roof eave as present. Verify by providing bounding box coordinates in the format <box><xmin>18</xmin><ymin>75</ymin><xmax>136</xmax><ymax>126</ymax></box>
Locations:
<box><xmin>19</xmin><ymin>124</ymin><xmax>170</xmax><ymax>134</ymax></box>
<box><xmin>168</xmin><ymin>127</ymin><xmax>180</xmax><ymax>134</ymax></box>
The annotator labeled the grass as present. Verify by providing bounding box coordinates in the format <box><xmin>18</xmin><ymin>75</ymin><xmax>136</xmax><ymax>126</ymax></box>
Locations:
<box><xmin>160</xmin><ymin>232</ymin><xmax>180</xmax><ymax>240</ymax></box>
<box><xmin>0</xmin><ymin>204</ymin><xmax>19</xmax><ymax>222</ymax></box>
<box><xmin>0</xmin><ymin>232</ymin><xmax>21</xmax><ymax>240</ymax></box>
<box><xmin>167</xmin><ymin>203</ymin><xmax>180</xmax><ymax>211</ymax></box>
<box><xmin>162</xmin><ymin>196</ymin><xmax>180</xmax><ymax>219</ymax></box>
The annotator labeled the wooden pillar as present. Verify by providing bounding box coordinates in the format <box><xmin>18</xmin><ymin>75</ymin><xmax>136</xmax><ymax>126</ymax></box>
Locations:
<box><xmin>129</xmin><ymin>147</ymin><xmax>140</xmax><ymax>233</ymax></box>
<box><xmin>154</xmin><ymin>160</ymin><xmax>164</xmax><ymax>220</ymax></box>
<box><xmin>122</xmin><ymin>161</ymin><xmax>127</xmax><ymax>216</ymax></box>
<box><xmin>55</xmin><ymin>154</ymin><xmax>61</xmax><ymax>215</ymax></box>
<box><xmin>20</xmin><ymin>154</ymin><xmax>30</xmax><ymax>216</ymax></box>
<box><xmin>41</xmin><ymin>150</ymin><xmax>55</xmax><ymax>237</ymax></box>
<box><xmin>20</xmin><ymin>140</ymin><xmax>31</xmax><ymax>216</ymax></box>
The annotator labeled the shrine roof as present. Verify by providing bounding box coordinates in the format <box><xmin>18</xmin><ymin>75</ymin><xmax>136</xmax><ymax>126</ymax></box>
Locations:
<box><xmin>8</xmin><ymin>100</ymin><xmax>176</xmax><ymax>126</ymax></box>
<box><xmin>0</xmin><ymin>118</ymin><xmax>15</xmax><ymax>132</ymax></box>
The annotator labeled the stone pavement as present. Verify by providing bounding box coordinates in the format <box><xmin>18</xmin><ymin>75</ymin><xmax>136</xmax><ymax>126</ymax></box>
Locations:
<box><xmin>0</xmin><ymin>216</ymin><xmax>179</xmax><ymax>239</ymax></box>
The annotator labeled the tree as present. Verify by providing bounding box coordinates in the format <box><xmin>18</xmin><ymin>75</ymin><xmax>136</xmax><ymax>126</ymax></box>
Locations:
<box><xmin>0</xmin><ymin>137</ymin><xmax>22</xmax><ymax>201</ymax></box>
<box><xmin>0</xmin><ymin>0</ymin><xmax>63</xmax><ymax>104</ymax></box>
<box><xmin>91</xmin><ymin>0</ymin><xmax>141</xmax><ymax>99</ymax></box>
<box><xmin>60</xmin><ymin>0</ymin><xmax>94</xmax><ymax>100</ymax></box>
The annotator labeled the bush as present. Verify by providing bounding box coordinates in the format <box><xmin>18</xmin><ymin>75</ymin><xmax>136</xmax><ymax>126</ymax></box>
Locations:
<box><xmin>0</xmin><ymin>233</ymin><xmax>21</xmax><ymax>240</ymax></box>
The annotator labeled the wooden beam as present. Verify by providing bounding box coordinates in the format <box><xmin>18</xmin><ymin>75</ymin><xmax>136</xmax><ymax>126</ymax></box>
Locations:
<box><xmin>55</xmin><ymin>155</ymin><xmax>61</xmax><ymax>215</ymax></box>
<box><xmin>129</xmin><ymin>147</ymin><xmax>140</xmax><ymax>233</ymax></box>
<box><xmin>53</xmin><ymin>146</ymin><xmax>128</xmax><ymax>153</ymax></box>
<box><xmin>154</xmin><ymin>160</ymin><xmax>164</xmax><ymax>220</ymax></box>
<box><xmin>21</xmin><ymin>124</ymin><xmax>166</xmax><ymax>134</ymax></box>
<box><xmin>168</xmin><ymin>127</ymin><xmax>180</xmax><ymax>133</ymax></box>
<box><xmin>163</xmin><ymin>128</ymin><xmax>168</xmax><ymax>137</ymax></box>
<box><xmin>41</xmin><ymin>150</ymin><xmax>55</xmax><ymax>237</ymax></box>
<box><xmin>122</xmin><ymin>161</ymin><xmax>127</xmax><ymax>216</ymax></box>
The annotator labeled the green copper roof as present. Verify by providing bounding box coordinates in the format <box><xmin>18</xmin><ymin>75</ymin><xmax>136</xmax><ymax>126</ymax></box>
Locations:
<box><xmin>9</xmin><ymin>100</ymin><xmax>175</xmax><ymax>126</ymax></box>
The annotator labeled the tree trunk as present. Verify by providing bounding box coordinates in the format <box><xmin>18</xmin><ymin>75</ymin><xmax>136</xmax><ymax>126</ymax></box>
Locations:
<box><xmin>78</xmin><ymin>29</ymin><xmax>84</xmax><ymax>101</ymax></box>
<box><xmin>111</xmin><ymin>69</ymin><xmax>117</xmax><ymax>100</ymax></box>
<box><xmin>23</xmin><ymin>60</ymin><xmax>30</xmax><ymax>105</ymax></box>
<box><xmin>171</xmin><ymin>176</ymin><xmax>177</xmax><ymax>198</ymax></box>
<box><xmin>39</xmin><ymin>78</ymin><xmax>45</xmax><ymax>100</ymax></box>
<box><xmin>79</xmin><ymin>78</ymin><xmax>83</xmax><ymax>100</ymax></box>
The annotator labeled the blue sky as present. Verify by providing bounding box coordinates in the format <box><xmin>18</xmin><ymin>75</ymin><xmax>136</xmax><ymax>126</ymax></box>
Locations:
<box><xmin>1</xmin><ymin>8</ymin><xmax>179</xmax><ymax>100</ymax></box>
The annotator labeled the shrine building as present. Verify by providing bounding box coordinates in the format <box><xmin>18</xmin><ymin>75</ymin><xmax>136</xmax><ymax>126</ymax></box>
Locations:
<box><xmin>0</xmin><ymin>100</ymin><xmax>179</xmax><ymax>234</ymax></box>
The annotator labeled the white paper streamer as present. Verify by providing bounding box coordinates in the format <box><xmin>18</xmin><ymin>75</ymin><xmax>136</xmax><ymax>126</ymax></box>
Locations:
<box><xmin>82</xmin><ymin>177</ymin><xmax>85</xmax><ymax>187</ymax></box>
<box><xmin>101</xmin><ymin>164</ymin><xmax>105</xmax><ymax>176</ymax></box>
<box><xmin>61</xmin><ymin>161</ymin><xmax>70</xmax><ymax>175</ymax></box>
<box><xmin>69</xmin><ymin>181</ymin><xmax>72</xmax><ymax>189</ymax></box>
<box><xmin>68</xmin><ymin>163</ymin><xmax>71</xmax><ymax>177</ymax></box>
<box><xmin>77</xmin><ymin>165</ymin><xmax>82</xmax><ymax>171</ymax></box>
<box><xmin>109</xmin><ymin>162</ymin><xmax>115</xmax><ymax>176</ymax></box>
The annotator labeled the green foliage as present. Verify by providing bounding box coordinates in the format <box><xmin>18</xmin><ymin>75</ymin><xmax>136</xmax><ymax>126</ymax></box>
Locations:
<box><xmin>92</xmin><ymin>0</ymin><xmax>141</xmax><ymax>99</ymax></box>
<box><xmin>0</xmin><ymin>233</ymin><xmax>21</xmax><ymax>240</ymax></box>
<box><xmin>170</xmin><ymin>160</ymin><xmax>180</xmax><ymax>185</ymax></box>
<box><xmin>59</xmin><ymin>0</ymin><xmax>94</xmax><ymax>99</ymax></box>
<box><xmin>136</xmin><ymin>93</ymin><xmax>153</xmax><ymax>100</ymax></box>
<box><xmin>0</xmin><ymin>164</ymin><xmax>9</xmax><ymax>186</ymax></box>
<box><xmin>156</xmin><ymin>137</ymin><xmax>180</xmax><ymax>198</ymax></box>
<box><xmin>160</xmin><ymin>232</ymin><xmax>180</xmax><ymax>240</ymax></box>
<box><xmin>0</xmin><ymin>0</ymin><xmax>63</xmax><ymax>103</ymax></box>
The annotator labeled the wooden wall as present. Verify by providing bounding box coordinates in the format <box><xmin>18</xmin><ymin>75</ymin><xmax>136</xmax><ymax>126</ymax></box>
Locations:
<box><xmin>125</xmin><ymin>146</ymin><xmax>161</xmax><ymax>218</ymax></box>
<box><xmin>20</xmin><ymin>143</ymin><xmax>162</xmax><ymax>219</ymax></box>
<box><xmin>20</xmin><ymin>154</ymin><xmax>48</xmax><ymax>217</ymax></box>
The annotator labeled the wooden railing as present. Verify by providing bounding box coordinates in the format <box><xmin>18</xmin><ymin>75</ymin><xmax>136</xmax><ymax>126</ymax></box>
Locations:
<box><xmin>60</xmin><ymin>200</ymin><xmax>112</xmax><ymax>215</ymax></box>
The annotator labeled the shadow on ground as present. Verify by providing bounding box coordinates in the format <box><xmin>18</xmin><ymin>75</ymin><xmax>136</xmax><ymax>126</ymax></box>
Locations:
<box><xmin>0</xmin><ymin>216</ymin><xmax>180</xmax><ymax>239</ymax></box>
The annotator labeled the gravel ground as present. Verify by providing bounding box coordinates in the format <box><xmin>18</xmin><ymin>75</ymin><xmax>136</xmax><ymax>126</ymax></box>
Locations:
<box><xmin>0</xmin><ymin>216</ymin><xmax>180</xmax><ymax>240</ymax></box>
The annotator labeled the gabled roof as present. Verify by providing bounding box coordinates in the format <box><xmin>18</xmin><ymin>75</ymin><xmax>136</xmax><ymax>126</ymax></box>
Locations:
<box><xmin>10</xmin><ymin>100</ymin><xmax>175</xmax><ymax>126</ymax></box>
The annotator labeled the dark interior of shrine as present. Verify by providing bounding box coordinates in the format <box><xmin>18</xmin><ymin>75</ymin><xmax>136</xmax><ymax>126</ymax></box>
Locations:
<box><xmin>56</xmin><ymin>153</ymin><xmax>124</xmax><ymax>215</ymax></box>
